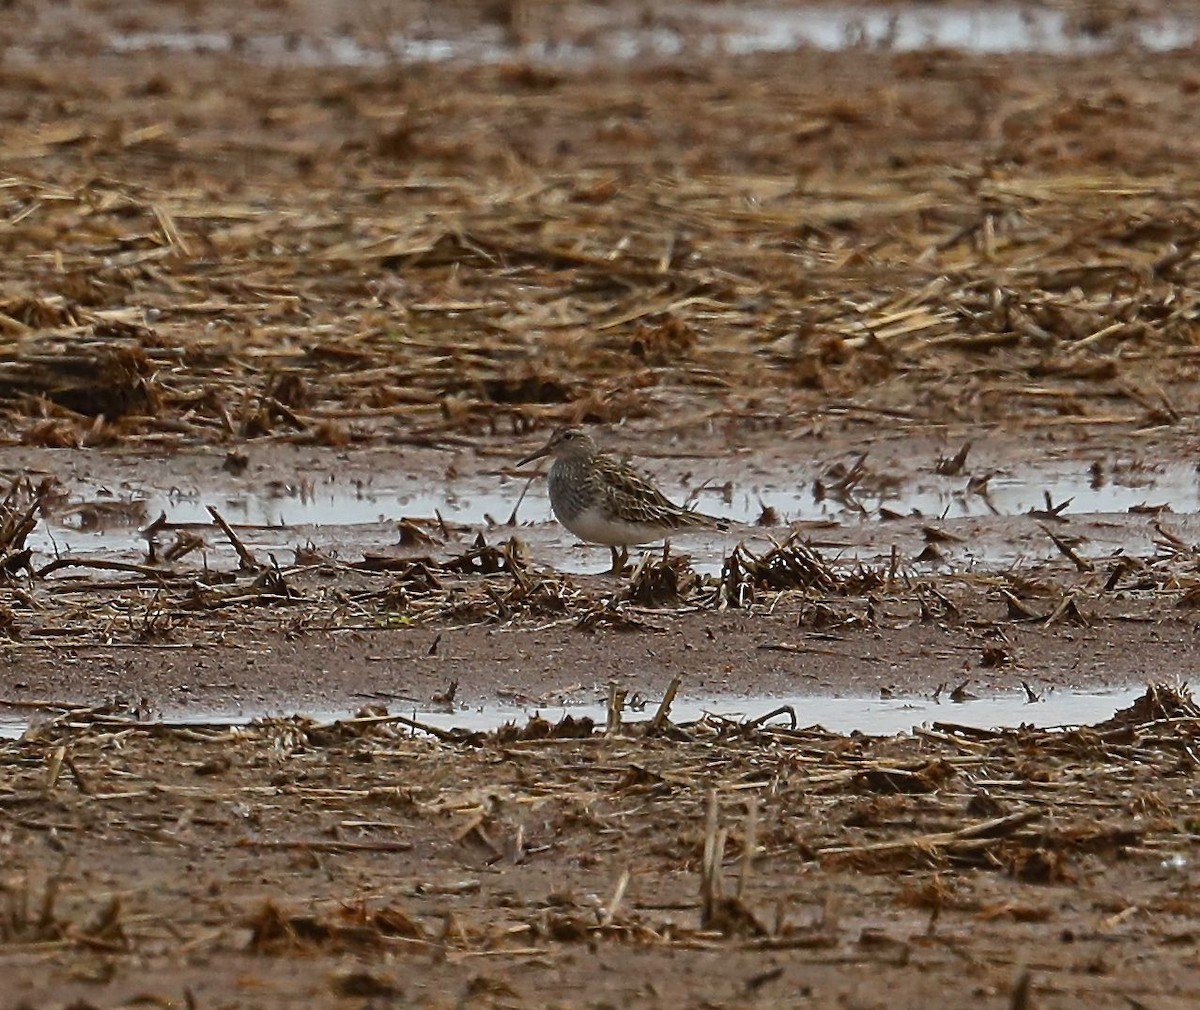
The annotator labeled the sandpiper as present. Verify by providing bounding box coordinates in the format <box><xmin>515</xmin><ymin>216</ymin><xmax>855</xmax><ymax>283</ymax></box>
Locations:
<box><xmin>518</xmin><ymin>426</ymin><xmax>726</xmax><ymax>574</ymax></box>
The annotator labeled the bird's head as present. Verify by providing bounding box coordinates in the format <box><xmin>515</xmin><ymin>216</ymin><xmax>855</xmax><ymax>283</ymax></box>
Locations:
<box><xmin>517</xmin><ymin>426</ymin><xmax>597</xmax><ymax>466</ymax></box>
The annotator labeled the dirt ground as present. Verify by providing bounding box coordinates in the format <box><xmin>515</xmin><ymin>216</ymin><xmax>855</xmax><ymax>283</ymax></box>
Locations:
<box><xmin>5</xmin><ymin>0</ymin><xmax>1200</xmax><ymax>1006</ymax></box>
<box><xmin>6</xmin><ymin>687</ymin><xmax>1200</xmax><ymax>1010</ymax></box>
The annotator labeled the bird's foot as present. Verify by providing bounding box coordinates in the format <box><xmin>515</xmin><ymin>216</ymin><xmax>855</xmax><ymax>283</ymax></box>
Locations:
<box><xmin>609</xmin><ymin>546</ymin><xmax>630</xmax><ymax>577</ymax></box>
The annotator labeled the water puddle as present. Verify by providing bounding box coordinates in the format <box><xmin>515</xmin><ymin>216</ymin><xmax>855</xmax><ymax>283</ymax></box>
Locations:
<box><xmin>0</xmin><ymin>715</ymin><xmax>26</xmax><ymax>740</ymax></box>
<box><xmin>41</xmin><ymin>459</ymin><xmax>1200</xmax><ymax>533</ymax></box>
<box><xmin>34</xmin><ymin>477</ymin><xmax>540</xmax><ymax>558</ymax></box>
<box><xmin>41</xmin><ymin>484</ymin><xmax>538</xmax><ymax>554</ymax></box>
<box><xmin>390</xmin><ymin>685</ymin><xmax>1146</xmax><ymax>736</ymax></box>
<box><xmin>23</xmin><ymin>456</ymin><xmax>1200</xmax><ymax>575</ymax></box>
<box><xmin>704</xmin><ymin>5</ymin><xmax>1196</xmax><ymax>57</ymax></box>
<box><xmin>0</xmin><ymin>686</ymin><xmax>1146</xmax><ymax>741</ymax></box>
<box><xmin>754</xmin><ymin>460</ymin><xmax>1200</xmax><ymax>525</ymax></box>
<box><xmin>99</xmin><ymin>5</ymin><xmax>1200</xmax><ymax>68</ymax></box>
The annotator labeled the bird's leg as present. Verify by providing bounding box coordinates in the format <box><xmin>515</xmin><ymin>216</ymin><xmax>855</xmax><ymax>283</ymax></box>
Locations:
<box><xmin>609</xmin><ymin>545</ymin><xmax>628</xmax><ymax>576</ymax></box>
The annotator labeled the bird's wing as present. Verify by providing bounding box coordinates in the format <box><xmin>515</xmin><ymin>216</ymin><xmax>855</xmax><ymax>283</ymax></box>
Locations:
<box><xmin>595</xmin><ymin>456</ymin><xmax>717</xmax><ymax>528</ymax></box>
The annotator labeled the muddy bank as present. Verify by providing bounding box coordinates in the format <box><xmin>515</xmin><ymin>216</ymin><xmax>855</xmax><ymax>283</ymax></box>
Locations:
<box><xmin>1</xmin><ymin>428</ymin><xmax>1199</xmax><ymax>726</ymax></box>
<box><xmin>5</xmin><ymin>685</ymin><xmax>1200</xmax><ymax>1009</ymax></box>
<box><xmin>0</xmin><ymin>606</ymin><xmax>1186</xmax><ymax>729</ymax></box>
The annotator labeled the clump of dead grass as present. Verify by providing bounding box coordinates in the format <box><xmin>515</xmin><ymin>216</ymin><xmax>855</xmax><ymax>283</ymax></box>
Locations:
<box><xmin>720</xmin><ymin>533</ymin><xmax>885</xmax><ymax>606</ymax></box>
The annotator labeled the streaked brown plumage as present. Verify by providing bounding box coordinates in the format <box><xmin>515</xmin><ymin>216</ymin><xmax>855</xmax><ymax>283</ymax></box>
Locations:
<box><xmin>518</xmin><ymin>426</ymin><xmax>725</xmax><ymax>574</ymax></box>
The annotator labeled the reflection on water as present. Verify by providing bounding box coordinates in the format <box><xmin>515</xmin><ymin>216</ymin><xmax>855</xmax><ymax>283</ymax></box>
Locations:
<box><xmin>40</xmin><ymin>458</ymin><xmax>1200</xmax><ymax>527</ymax></box>
<box><xmin>101</xmin><ymin>5</ymin><xmax>1200</xmax><ymax>68</ymax></box>
<box><xmin>34</xmin><ymin>459</ymin><xmax>1200</xmax><ymax>536</ymax></box>
<box><xmin>0</xmin><ymin>715</ymin><xmax>25</xmax><ymax>740</ymax></box>
<box><xmin>19</xmin><ymin>453</ymin><xmax>1200</xmax><ymax>576</ymax></box>
<box><xmin>393</xmin><ymin>685</ymin><xmax>1146</xmax><ymax>736</ymax></box>
<box><xmin>709</xmin><ymin>6</ymin><xmax>1196</xmax><ymax>56</ymax></box>
<box><xmin>51</xmin><ymin>486</ymin><xmax>542</xmax><ymax>532</ymax></box>
<box><xmin>0</xmin><ymin>686</ymin><xmax>1147</xmax><ymax>741</ymax></box>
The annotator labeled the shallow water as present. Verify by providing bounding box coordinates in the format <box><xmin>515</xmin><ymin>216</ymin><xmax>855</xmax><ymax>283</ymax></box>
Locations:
<box><xmin>0</xmin><ymin>686</ymin><xmax>1145</xmax><ymax>741</ymax></box>
<box><xmin>385</xmin><ymin>685</ymin><xmax>1146</xmax><ymax>736</ymax></box>
<box><xmin>100</xmin><ymin>5</ymin><xmax>1200</xmax><ymax>68</ymax></box>
<box><xmin>44</xmin><ymin>459</ymin><xmax>1200</xmax><ymax>530</ymax></box>
<box><xmin>0</xmin><ymin>714</ymin><xmax>26</xmax><ymax>740</ymax></box>
<box><xmin>29</xmin><ymin>456</ymin><xmax>1200</xmax><ymax>575</ymax></box>
<box><xmin>724</xmin><ymin>6</ymin><xmax>1194</xmax><ymax>55</ymax></box>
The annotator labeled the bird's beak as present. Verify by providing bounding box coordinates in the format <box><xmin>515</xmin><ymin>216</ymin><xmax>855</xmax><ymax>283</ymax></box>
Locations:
<box><xmin>517</xmin><ymin>441</ymin><xmax>551</xmax><ymax>467</ymax></box>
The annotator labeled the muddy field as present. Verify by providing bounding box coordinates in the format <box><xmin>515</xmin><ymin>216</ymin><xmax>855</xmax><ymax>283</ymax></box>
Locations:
<box><xmin>5</xmin><ymin>0</ymin><xmax>1200</xmax><ymax>1006</ymax></box>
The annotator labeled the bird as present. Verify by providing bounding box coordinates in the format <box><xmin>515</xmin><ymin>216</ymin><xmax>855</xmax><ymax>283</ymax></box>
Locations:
<box><xmin>517</xmin><ymin>425</ymin><xmax>726</xmax><ymax>575</ymax></box>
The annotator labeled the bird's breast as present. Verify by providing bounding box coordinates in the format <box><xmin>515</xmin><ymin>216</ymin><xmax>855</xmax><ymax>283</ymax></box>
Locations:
<box><xmin>556</xmin><ymin>506</ymin><xmax>665</xmax><ymax>547</ymax></box>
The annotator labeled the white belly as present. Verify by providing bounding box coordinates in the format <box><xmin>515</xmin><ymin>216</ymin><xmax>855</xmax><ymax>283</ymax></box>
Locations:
<box><xmin>559</xmin><ymin>506</ymin><xmax>666</xmax><ymax>547</ymax></box>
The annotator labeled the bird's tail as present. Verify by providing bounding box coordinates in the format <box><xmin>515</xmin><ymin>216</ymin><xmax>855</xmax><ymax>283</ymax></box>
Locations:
<box><xmin>679</xmin><ymin>509</ymin><xmax>730</xmax><ymax>531</ymax></box>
